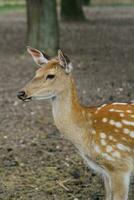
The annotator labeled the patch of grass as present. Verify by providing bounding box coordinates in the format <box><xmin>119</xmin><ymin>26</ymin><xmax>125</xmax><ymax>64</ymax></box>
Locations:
<box><xmin>0</xmin><ymin>4</ymin><xmax>25</xmax><ymax>13</ymax></box>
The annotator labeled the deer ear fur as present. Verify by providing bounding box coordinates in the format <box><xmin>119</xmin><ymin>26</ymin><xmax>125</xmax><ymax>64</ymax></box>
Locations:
<box><xmin>58</xmin><ymin>49</ymin><xmax>73</xmax><ymax>74</ymax></box>
<box><xmin>27</xmin><ymin>46</ymin><xmax>49</xmax><ymax>66</ymax></box>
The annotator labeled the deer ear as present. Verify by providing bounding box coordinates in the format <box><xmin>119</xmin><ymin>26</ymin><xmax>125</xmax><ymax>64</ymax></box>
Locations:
<box><xmin>58</xmin><ymin>49</ymin><xmax>73</xmax><ymax>74</ymax></box>
<box><xmin>27</xmin><ymin>46</ymin><xmax>49</xmax><ymax>66</ymax></box>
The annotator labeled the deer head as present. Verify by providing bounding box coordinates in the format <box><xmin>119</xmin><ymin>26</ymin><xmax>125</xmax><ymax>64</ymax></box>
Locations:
<box><xmin>17</xmin><ymin>47</ymin><xmax>73</xmax><ymax>101</ymax></box>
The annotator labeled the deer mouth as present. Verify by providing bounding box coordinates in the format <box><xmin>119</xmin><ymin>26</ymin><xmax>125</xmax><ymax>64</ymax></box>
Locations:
<box><xmin>18</xmin><ymin>96</ymin><xmax>32</xmax><ymax>102</ymax></box>
<box><xmin>17</xmin><ymin>90</ymin><xmax>56</xmax><ymax>101</ymax></box>
<box><xmin>17</xmin><ymin>91</ymin><xmax>32</xmax><ymax>102</ymax></box>
<box><xmin>22</xmin><ymin>97</ymin><xmax>32</xmax><ymax>102</ymax></box>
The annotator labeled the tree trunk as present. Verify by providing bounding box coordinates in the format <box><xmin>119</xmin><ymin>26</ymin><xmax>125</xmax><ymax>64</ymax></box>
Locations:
<box><xmin>61</xmin><ymin>0</ymin><xmax>85</xmax><ymax>21</ymax></box>
<box><xmin>82</xmin><ymin>0</ymin><xmax>91</xmax><ymax>5</ymax></box>
<box><xmin>26</xmin><ymin>0</ymin><xmax>59</xmax><ymax>56</ymax></box>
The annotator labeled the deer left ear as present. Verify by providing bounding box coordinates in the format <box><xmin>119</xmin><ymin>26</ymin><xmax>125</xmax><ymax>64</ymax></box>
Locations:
<box><xmin>58</xmin><ymin>49</ymin><xmax>73</xmax><ymax>74</ymax></box>
<box><xmin>27</xmin><ymin>46</ymin><xmax>49</xmax><ymax>66</ymax></box>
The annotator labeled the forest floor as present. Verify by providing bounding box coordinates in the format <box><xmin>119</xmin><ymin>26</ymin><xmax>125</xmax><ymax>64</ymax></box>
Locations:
<box><xmin>0</xmin><ymin>6</ymin><xmax>134</xmax><ymax>200</ymax></box>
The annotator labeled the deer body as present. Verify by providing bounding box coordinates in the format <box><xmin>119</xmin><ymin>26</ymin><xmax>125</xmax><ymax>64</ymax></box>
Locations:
<box><xmin>51</xmin><ymin>77</ymin><xmax>134</xmax><ymax>200</ymax></box>
<box><xmin>17</xmin><ymin>47</ymin><xmax>134</xmax><ymax>200</ymax></box>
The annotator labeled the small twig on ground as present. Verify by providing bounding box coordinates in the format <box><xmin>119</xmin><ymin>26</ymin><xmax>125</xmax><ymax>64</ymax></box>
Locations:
<box><xmin>56</xmin><ymin>178</ymin><xmax>71</xmax><ymax>191</ymax></box>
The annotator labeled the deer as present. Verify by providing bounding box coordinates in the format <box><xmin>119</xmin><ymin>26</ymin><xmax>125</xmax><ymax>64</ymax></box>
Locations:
<box><xmin>17</xmin><ymin>47</ymin><xmax>134</xmax><ymax>200</ymax></box>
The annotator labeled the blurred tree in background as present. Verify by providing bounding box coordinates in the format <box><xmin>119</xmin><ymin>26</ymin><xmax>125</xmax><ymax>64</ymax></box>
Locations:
<box><xmin>61</xmin><ymin>0</ymin><xmax>85</xmax><ymax>21</ymax></box>
<box><xmin>82</xmin><ymin>0</ymin><xmax>91</xmax><ymax>5</ymax></box>
<box><xmin>26</xmin><ymin>0</ymin><xmax>59</xmax><ymax>56</ymax></box>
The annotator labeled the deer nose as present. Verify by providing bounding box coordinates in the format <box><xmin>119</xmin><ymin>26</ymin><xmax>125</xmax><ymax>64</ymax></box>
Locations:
<box><xmin>17</xmin><ymin>91</ymin><xmax>26</xmax><ymax>100</ymax></box>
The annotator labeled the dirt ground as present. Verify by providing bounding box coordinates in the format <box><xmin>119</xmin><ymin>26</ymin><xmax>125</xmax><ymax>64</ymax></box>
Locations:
<box><xmin>0</xmin><ymin>6</ymin><xmax>134</xmax><ymax>200</ymax></box>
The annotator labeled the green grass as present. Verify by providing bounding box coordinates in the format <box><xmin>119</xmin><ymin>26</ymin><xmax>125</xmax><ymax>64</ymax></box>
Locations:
<box><xmin>0</xmin><ymin>4</ymin><xmax>25</xmax><ymax>12</ymax></box>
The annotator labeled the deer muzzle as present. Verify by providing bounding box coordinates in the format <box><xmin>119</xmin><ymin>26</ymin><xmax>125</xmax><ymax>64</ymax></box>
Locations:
<box><xmin>17</xmin><ymin>91</ymin><xmax>32</xmax><ymax>101</ymax></box>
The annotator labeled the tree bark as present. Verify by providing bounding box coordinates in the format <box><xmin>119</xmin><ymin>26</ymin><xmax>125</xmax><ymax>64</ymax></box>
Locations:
<box><xmin>82</xmin><ymin>0</ymin><xmax>91</xmax><ymax>5</ymax></box>
<box><xmin>26</xmin><ymin>0</ymin><xmax>59</xmax><ymax>56</ymax></box>
<box><xmin>61</xmin><ymin>0</ymin><xmax>85</xmax><ymax>21</ymax></box>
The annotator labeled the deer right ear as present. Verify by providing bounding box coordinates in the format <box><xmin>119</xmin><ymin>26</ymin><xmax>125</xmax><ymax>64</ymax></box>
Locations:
<box><xmin>58</xmin><ymin>49</ymin><xmax>73</xmax><ymax>74</ymax></box>
<box><xmin>27</xmin><ymin>46</ymin><xmax>49</xmax><ymax>66</ymax></box>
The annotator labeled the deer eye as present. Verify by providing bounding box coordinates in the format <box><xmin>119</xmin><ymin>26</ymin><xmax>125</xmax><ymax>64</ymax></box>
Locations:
<box><xmin>46</xmin><ymin>74</ymin><xmax>55</xmax><ymax>80</ymax></box>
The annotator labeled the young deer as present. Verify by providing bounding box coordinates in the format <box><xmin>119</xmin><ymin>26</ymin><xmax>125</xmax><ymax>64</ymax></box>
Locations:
<box><xmin>17</xmin><ymin>47</ymin><xmax>134</xmax><ymax>200</ymax></box>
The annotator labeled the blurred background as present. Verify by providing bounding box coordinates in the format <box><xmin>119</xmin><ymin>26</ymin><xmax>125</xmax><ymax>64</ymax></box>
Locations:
<box><xmin>0</xmin><ymin>0</ymin><xmax>134</xmax><ymax>199</ymax></box>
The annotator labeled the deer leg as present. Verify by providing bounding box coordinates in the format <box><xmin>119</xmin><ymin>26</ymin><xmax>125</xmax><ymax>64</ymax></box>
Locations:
<box><xmin>111</xmin><ymin>171</ymin><xmax>131</xmax><ymax>200</ymax></box>
<box><xmin>104</xmin><ymin>175</ymin><xmax>112</xmax><ymax>200</ymax></box>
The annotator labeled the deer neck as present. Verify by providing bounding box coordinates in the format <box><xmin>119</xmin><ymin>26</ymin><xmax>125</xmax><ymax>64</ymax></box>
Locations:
<box><xmin>52</xmin><ymin>78</ymin><xmax>92</xmax><ymax>147</ymax></box>
<box><xmin>52</xmin><ymin>78</ymin><xmax>79</xmax><ymax>124</ymax></box>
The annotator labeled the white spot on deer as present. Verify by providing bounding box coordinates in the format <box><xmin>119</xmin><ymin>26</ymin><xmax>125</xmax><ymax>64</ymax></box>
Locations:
<box><xmin>120</xmin><ymin>113</ymin><xmax>125</xmax><ymax>117</ymax></box>
<box><xmin>126</xmin><ymin>110</ymin><xmax>132</xmax><ymax>113</ymax></box>
<box><xmin>102</xmin><ymin>118</ymin><xmax>108</xmax><ymax>123</ymax></box>
<box><xmin>112</xmin><ymin>151</ymin><xmax>121</xmax><ymax>158</ymax></box>
<box><xmin>97</xmin><ymin>104</ymin><xmax>107</xmax><ymax>111</ymax></box>
<box><xmin>122</xmin><ymin>120</ymin><xmax>134</xmax><ymax>126</ymax></box>
<box><xmin>101</xmin><ymin>104</ymin><xmax>107</xmax><ymax>108</ymax></box>
<box><xmin>115</xmin><ymin>122</ymin><xmax>122</xmax><ymax>128</ymax></box>
<box><xmin>109</xmin><ymin>136</ymin><xmax>113</xmax><ymax>140</ymax></box>
<box><xmin>130</xmin><ymin>115</ymin><xmax>134</xmax><ymax>118</ymax></box>
<box><xmin>102</xmin><ymin>153</ymin><xmax>114</xmax><ymax>161</ymax></box>
<box><xmin>106</xmin><ymin>145</ymin><xmax>113</xmax><ymax>153</ymax></box>
<box><xmin>108</xmin><ymin>135</ymin><xmax>116</xmax><ymax>142</ymax></box>
<box><xmin>109</xmin><ymin>109</ymin><xmax>114</xmax><ymax>112</ymax></box>
<box><xmin>92</xmin><ymin>129</ymin><xmax>96</xmax><ymax>135</ymax></box>
<box><xmin>109</xmin><ymin>119</ymin><xmax>115</xmax><ymax>125</ymax></box>
<box><xmin>109</xmin><ymin>120</ymin><xmax>122</xmax><ymax>128</ymax></box>
<box><xmin>117</xmin><ymin>143</ymin><xmax>130</xmax><ymax>152</ymax></box>
<box><xmin>123</xmin><ymin>128</ymin><xmax>130</xmax><ymax>134</ymax></box>
<box><xmin>112</xmin><ymin>103</ymin><xmax>127</xmax><ymax>105</ymax></box>
<box><xmin>101</xmin><ymin>139</ymin><xmax>107</xmax><ymax>146</ymax></box>
<box><xmin>100</xmin><ymin>132</ymin><xmax>106</xmax><ymax>139</ymax></box>
<box><xmin>130</xmin><ymin>131</ymin><xmax>134</xmax><ymax>138</ymax></box>
<box><xmin>109</xmin><ymin>109</ymin><xmax>124</xmax><ymax>113</ymax></box>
